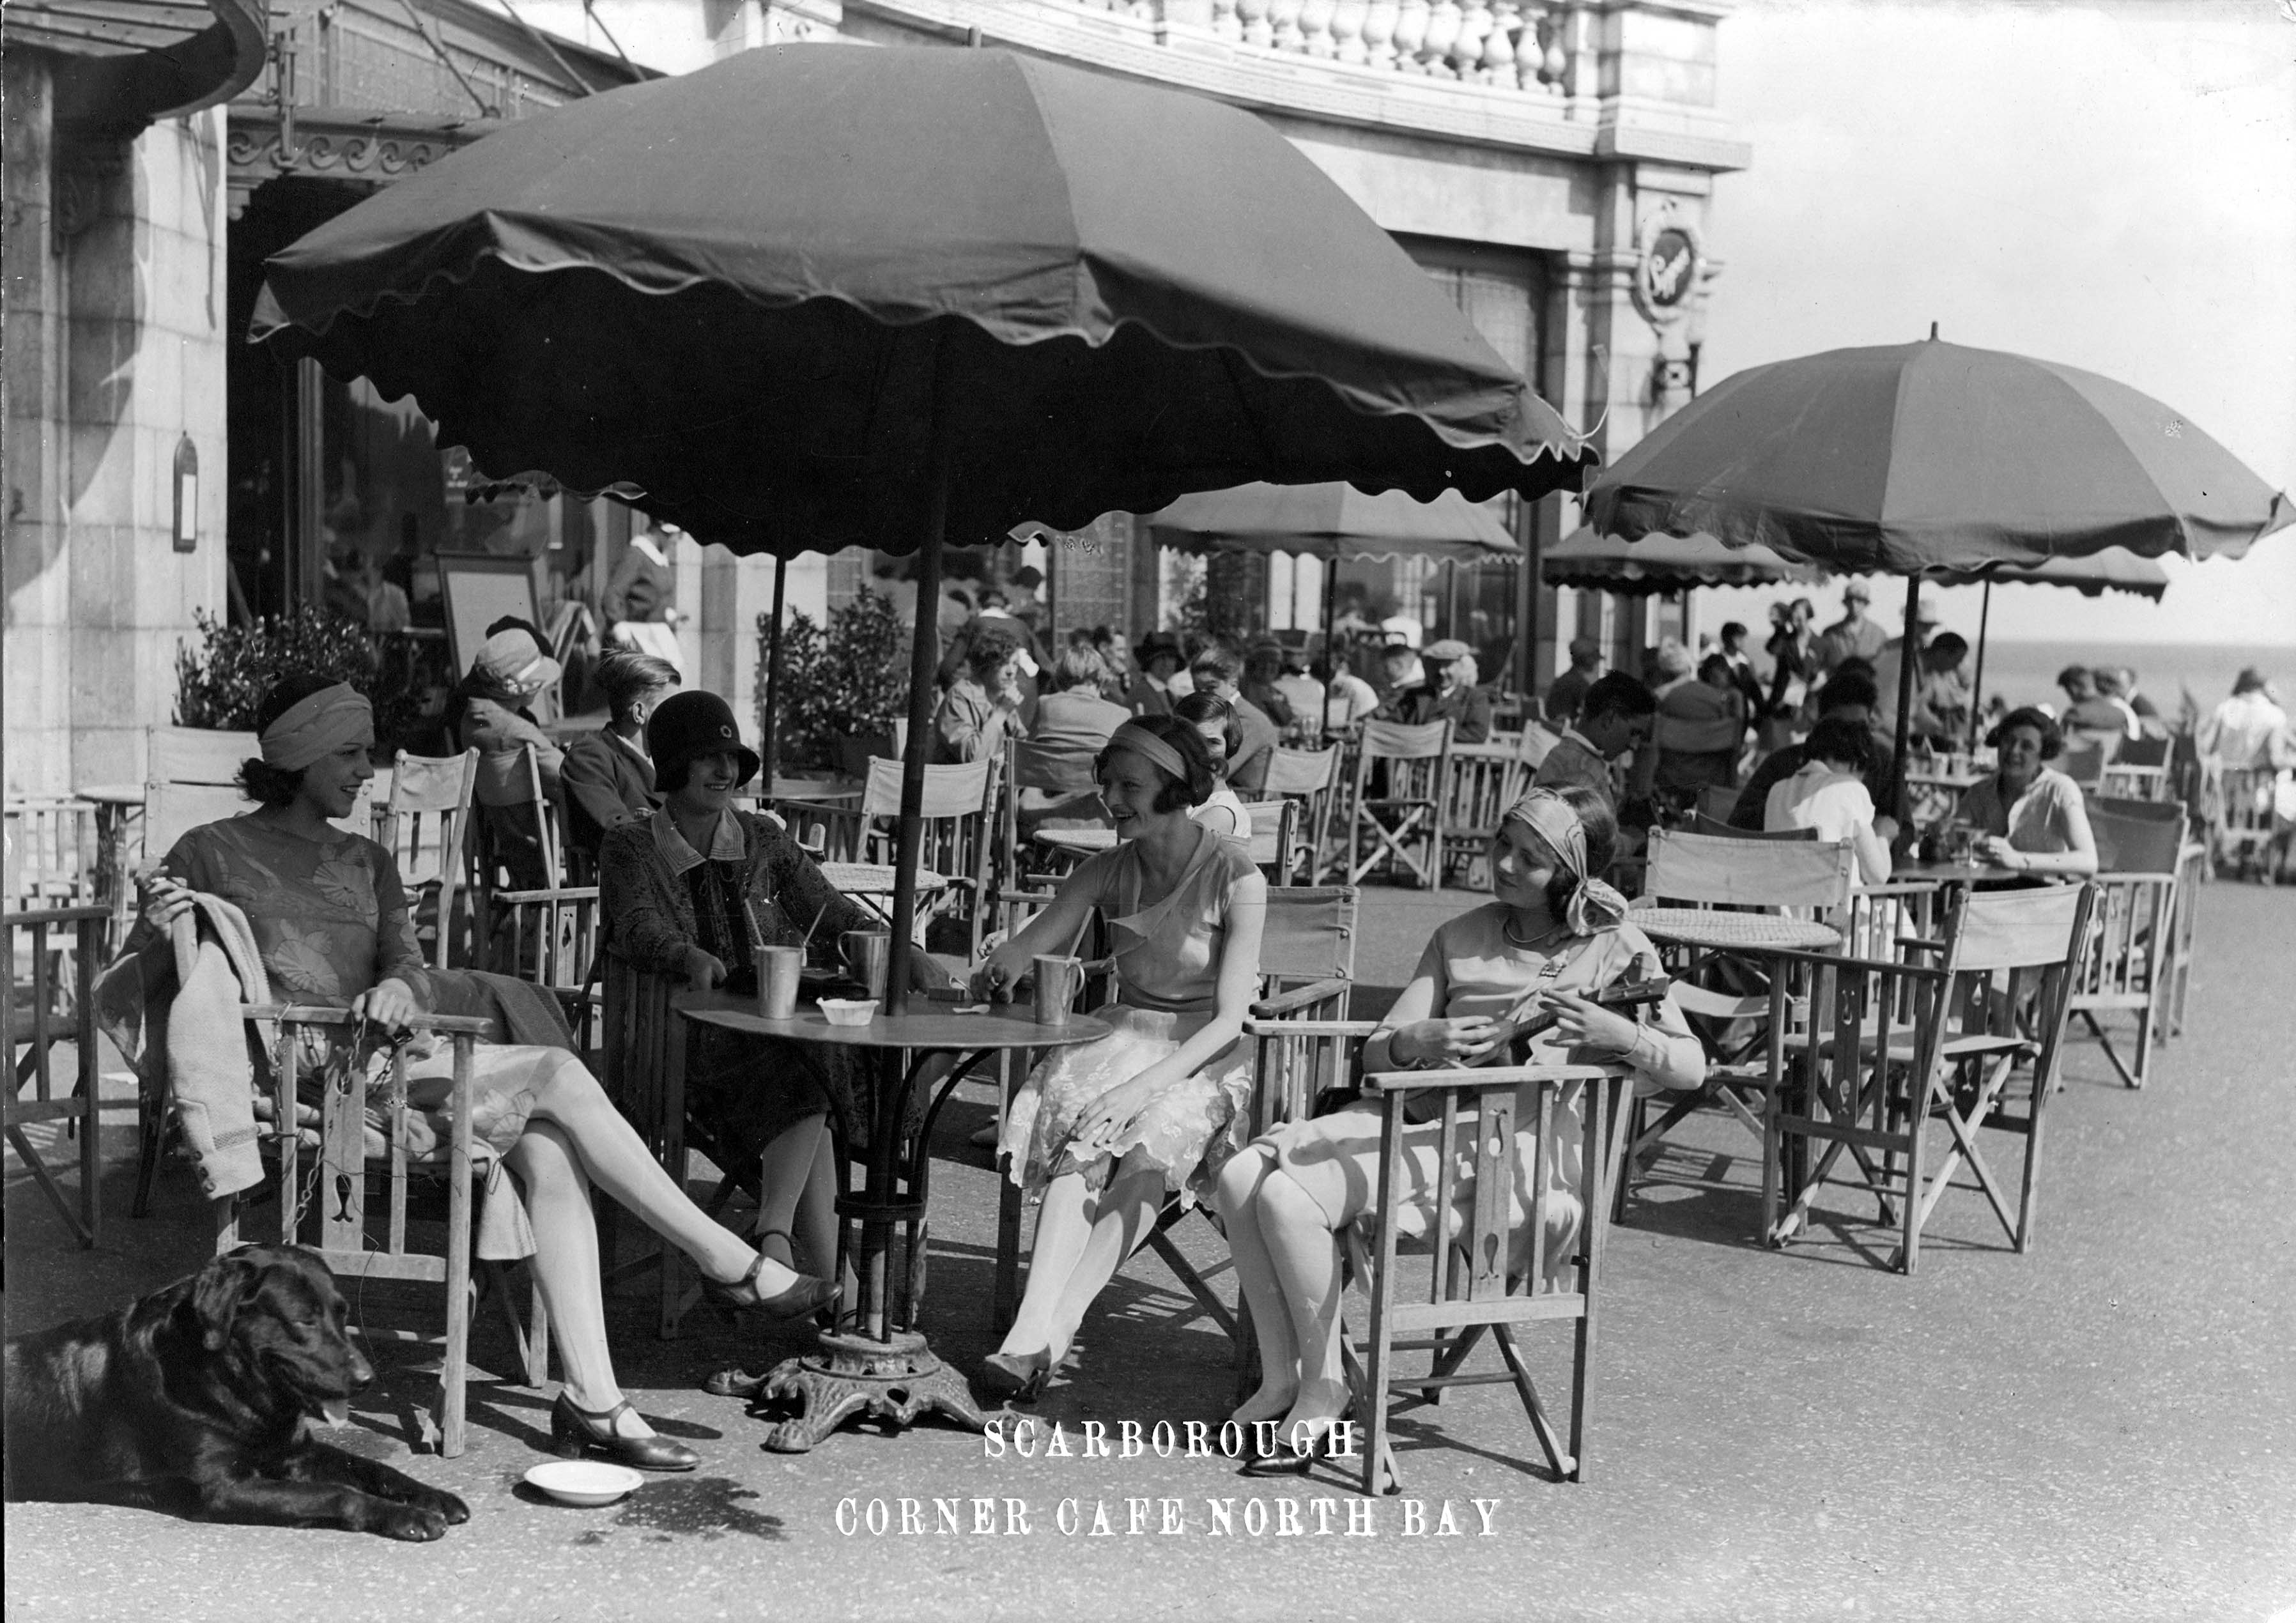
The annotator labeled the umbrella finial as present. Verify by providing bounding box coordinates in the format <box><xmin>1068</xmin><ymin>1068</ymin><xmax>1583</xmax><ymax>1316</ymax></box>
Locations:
<box><xmin>1929</xmin><ymin>321</ymin><xmax>1940</xmax><ymax>341</ymax></box>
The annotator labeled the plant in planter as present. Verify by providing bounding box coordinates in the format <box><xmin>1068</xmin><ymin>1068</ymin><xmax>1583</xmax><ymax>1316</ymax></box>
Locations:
<box><xmin>174</xmin><ymin>606</ymin><xmax>426</xmax><ymax>753</ymax></box>
<box><xmin>755</xmin><ymin>585</ymin><xmax>913</xmax><ymax>774</ymax></box>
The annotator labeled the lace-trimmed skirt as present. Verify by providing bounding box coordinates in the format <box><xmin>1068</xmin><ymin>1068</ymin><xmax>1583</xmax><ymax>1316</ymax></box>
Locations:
<box><xmin>999</xmin><ymin>1006</ymin><xmax>1251</xmax><ymax>1208</ymax></box>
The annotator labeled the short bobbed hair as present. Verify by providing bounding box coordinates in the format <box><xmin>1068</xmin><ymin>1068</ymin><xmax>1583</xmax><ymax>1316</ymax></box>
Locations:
<box><xmin>1987</xmin><ymin>705</ymin><xmax>2064</xmax><ymax>760</ymax></box>
<box><xmin>1093</xmin><ymin>712</ymin><xmax>1215</xmax><ymax>813</ymax></box>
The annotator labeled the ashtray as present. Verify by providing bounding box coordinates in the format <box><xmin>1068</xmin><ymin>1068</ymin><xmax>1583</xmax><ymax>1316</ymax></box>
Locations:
<box><xmin>524</xmin><ymin>1460</ymin><xmax>644</xmax><ymax>1506</ymax></box>
<box><xmin>818</xmin><ymin>998</ymin><xmax>877</xmax><ymax>1026</ymax></box>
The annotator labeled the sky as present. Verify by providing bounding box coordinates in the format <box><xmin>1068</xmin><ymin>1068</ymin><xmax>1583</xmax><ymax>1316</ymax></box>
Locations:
<box><xmin>1684</xmin><ymin>0</ymin><xmax>2296</xmax><ymax>649</ymax></box>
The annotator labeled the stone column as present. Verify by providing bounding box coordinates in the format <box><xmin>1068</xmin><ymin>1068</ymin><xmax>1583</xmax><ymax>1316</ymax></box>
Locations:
<box><xmin>4</xmin><ymin>86</ymin><xmax>230</xmax><ymax>795</ymax></box>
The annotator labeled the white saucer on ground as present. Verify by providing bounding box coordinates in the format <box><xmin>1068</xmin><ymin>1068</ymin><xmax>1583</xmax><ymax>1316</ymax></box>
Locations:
<box><xmin>524</xmin><ymin>1460</ymin><xmax>645</xmax><ymax>1506</ymax></box>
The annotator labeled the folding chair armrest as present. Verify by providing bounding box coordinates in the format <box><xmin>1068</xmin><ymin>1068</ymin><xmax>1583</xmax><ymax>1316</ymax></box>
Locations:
<box><xmin>1243</xmin><ymin>1017</ymin><xmax>1382</xmax><ymax>1039</ymax></box>
<box><xmin>1897</xmin><ymin>935</ymin><xmax>1947</xmax><ymax>955</ymax></box>
<box><xmin>492</xmin><ymin>885</ymin><xmax>601</xmax><ymax>905</ymax></box>
<box><xmin>242</xmin><ymin>1004</ymin><xmax>495</xmax><ymax>1036</ymax></box>
<box><xmin>1360</xmin><ymin>1062</ymin><xmax>1624</xmax><ymax>1093</ymax></box>
<box><xmin>1251</xmin><ymin>977</ymin><xmax>1354</xmax><ymax>1019</ymax></box>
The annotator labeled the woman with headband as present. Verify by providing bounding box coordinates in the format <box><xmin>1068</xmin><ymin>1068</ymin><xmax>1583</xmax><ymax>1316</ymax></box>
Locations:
<box><xmin>1213</xmin><ymin>783</ymin><xmax>1704</xmax><ymax>1465</ymax></box>
<box><xmin>125</xmin><ymin>674</ymin><xmax>833</xmax><ymax>1472</ymax></box>
<box><xmin>971</xmin><ymin>714</ymin><xmax>1268</xmax><ymax>1400</ymax></box>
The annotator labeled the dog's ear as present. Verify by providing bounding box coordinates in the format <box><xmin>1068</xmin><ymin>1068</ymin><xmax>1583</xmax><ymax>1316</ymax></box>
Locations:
<box><xmin>190</xmin><ymin>1250</ymin><xmax>261</xmax><ymax>1353</ymax></box>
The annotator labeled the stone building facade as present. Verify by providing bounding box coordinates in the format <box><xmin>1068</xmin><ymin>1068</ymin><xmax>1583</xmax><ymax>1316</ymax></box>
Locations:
<box><xmin>4</xmin><ymin>0</ymin><xmax>1743</xmax><ymax>794</ymax></box>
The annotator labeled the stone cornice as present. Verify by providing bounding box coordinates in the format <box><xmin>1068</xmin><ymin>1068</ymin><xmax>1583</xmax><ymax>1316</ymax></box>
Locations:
<box><xmin>845</xmin><ymin>0</ymin><xmax>1744</xmax><ymax>172</ymax></box>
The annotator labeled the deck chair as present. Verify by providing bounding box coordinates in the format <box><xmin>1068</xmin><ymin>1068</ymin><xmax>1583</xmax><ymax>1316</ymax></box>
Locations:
<box><xmin>5</xmin><ymin>905</ymin><xmax>108</xmax><ymax>1246</ymax></box>
<box><xmin>146</xmin><ymin>725</ymin><xmax>257</xmax><ymax>785</ymax></box>
<box><xmin>373</xmin><ymin>750</ymin><xmax>480</xmax><ymax>971</ymax></box>
<box><xmin>473</xmin><ymin>747</ymin><xmax>594</xmax><ymax>1000</ymax></box>
<box><xmin>597</xmin><ymin>951</ymin><xmax>704</xmax><ymax>1336</ymax></box>
<box><xmin>2069</xmin><ymin>801</ymin><xmax>2185</xmax><ymax>1089</ymax></box>
<box><xmin>5</xmin><ymin>799</ymin><xmax>106</xmax><ymax>912</ymax></box>
<box><xmin>1439</xmin><ymin>741</ymin><xmax>1529</xmax><ymax>889</ymax></box>
<box><xmin>2097</xmin><ymin>734</ymin><xmax>2171</xmax><ymax>802</ymax></box>
<box><xmin>1613</xmin><ymin>829</ymin><xmax>1856</xmax><ymax>1227</ymax></box>
<box><xmin>858</xmin><ymin>755</ymin><xmax>998</xmax><ymax>956</ymax></box>
<box><xmin>1348</xmin><ymin>1060</ymin><xmax>1638</xmax><ymax>1495</ymax></box>
<box><xmin>2058</xmin><ymin>734</ymin><xmax>2112</xmax><ymax>790</ymax></box>
<box><xmin>209</xmin><ymin>1001</ymin><xmax>541</xmax><ymax>1458</ymax></box>
<box><xmin>1346</xmin><ymin>720</ymin><xmax>1452</xmax><ymax>889</ymax></box>
<box><xmin>2210</xmin><ymin>765</ymin><xmax>2283</xmax><ymax>881</ymax></box>
<box><xmin>1260</xmin><ymin>744</ymin><xmax>1343</xmax><ymax>883</ymax></box>
<box><xmin>1766</xmin><ymin>884</ymin><xmax>2097</xmax><ymax>1272</ymax></box>
<box><xmin>1240</xmin><ymin>798</ymin><xmax>1300</xmax><ymax>886</ymax></box>
<box><xmin>1690</xmin><ymin>811</ymin><xmax>1814</xmax><ymax>842</ymax></box>
<box><xmin>999</xmin><ymin>735</ymin><xmax>1108</xmax><ymax>891</ymax></box>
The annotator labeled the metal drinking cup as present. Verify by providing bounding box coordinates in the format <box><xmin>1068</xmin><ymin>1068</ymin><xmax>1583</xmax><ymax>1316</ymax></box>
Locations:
<box><xmin>757</xmin><ymin>945</ymin><xmax>802</xmax><ymax>1020</ymax></box>
<box><xmin>842</xmin><ymin>930</ymin><xmax>891</xmax><ymax>1001</ymax></box>
<box><xmin>1032</xmin><ymin>955</ymin><xmax>1084</xmax><ymax>1026</ymax></box>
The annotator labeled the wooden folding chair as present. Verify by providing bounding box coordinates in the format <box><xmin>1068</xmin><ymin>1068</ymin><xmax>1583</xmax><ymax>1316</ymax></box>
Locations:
<box><xmin>1349</xmin><ymin>1060</ymin><xmax>1638</xmax><ymax>1496</ymax></box>
<box><xmin>1766</xmin><ymin>884</ymin><xmax>2097</xmax><ymax>1272</ymax></box>
<box><xmin>856</xmin><ymin>755</ymin><xmax>999</xmax><ymax>956</ymax></box>
<box><xmin>1612</xmin><ymin>829</ymin><xmax>1856</xmax><ymax>1227</ymax></box>
<box><xmin>5</xmin><ymin>905</ymin><xmax>108</xmax><ymax>1247</ymax></box>
<box><xmin>596</xmin><ymin>950</ymin><xmax>705</xmax><ymax>1337</ymax></box>
<box><xmin>2210</xmin><ymin>765</ymin><xmax>2282</xmax><ymax>881</ymax></box>
<box><xmin>1690</xmin><ymin>811</ymin><xmax>1812</xmax><ymax>842</ymax></box>
<box><xmin>373</xmin><ymin>750</ymin><xmax>480</xmax><ymax>971</ymax></box>
<box><xmin>1438</xmin><ymin>741</ymin><xmax>1529</xmax><ymax>890</ymax></box>
<box><xmin>1345</xmin><ymin>720</ymin><xmax>1452</xmax><ymax>889</ymax></box>
<box><xmin>1260</xmin><ymin>744</ymin><xmax>1343</xmax><ymax>883</ymax></box>
<box><xmin>5</xmin><ymin>799</ymin><xmax>106</xmax><ymax>912</ymax></box>
<box><xmin>210</xmin><ymin>1003</ymin><xmax>543</xmax><ymax>1458</ymax></box>
<box><xmin>146</xmin><ymin>725</ymin><xmax>257</xmax><ymax>786</ymax></box>
<box><xmin>1240</xmin><ymin>798</ymin><xmax>1299</xmax><ymax>886</ymax></box>
<box><xmin>474</xmin><ymin>747</ymin><xmax>598</xmax><ymax>1015</ymax></box>
<box><xmin>2058</xmin><ymin>735</ymin><xmax>2113</xmax><ymax>791</ymax></box>
<box><xmin>2069</xmin><ymin>801</ymin><xmax>2185</xmax><ymax>1089</ymax></box>
<box><xmin>2097</xmin><ymin>734</ymin><xmax>2171</xmax><ymax>802</ymax></box>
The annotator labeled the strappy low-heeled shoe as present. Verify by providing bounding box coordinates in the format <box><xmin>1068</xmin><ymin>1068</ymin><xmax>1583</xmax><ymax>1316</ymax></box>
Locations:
<box><xmin>978</xmin><ymin>1350</ymin><xmax>1052</xmax><ymax>1403</ymax></box>
<box><xmin>549</xmin><ymin>1392</ymin><xmax>700</xmax><ymax>1472</ymax></box>
<box><xmin>700</xmin><ymin>1249</ymin><xmax>840</xmax><ymax>1323</ymax></box>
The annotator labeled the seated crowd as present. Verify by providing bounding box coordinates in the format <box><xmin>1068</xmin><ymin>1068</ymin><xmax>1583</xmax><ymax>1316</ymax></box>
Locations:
<box><xmin>130</xmin><ymin>570</ymin><xmax>2191</xmax><ymax>1478</ymax></box>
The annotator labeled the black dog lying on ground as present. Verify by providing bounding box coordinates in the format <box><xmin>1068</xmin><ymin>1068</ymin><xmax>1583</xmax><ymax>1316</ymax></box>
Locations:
<box><xmin>4</xmin><ymin>1245</ymin><xmax>470</xmax><ymax>1540</ymax></box>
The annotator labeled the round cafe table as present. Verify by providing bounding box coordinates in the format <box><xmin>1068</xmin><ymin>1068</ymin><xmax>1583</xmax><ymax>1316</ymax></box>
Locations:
<box><xmin>1892</xmin><ymin>859</ymin><xmax>2030</xmax><ymax>888</ymax></box>
<box><xmin>673</xmin><ymin>993</ymin><xmax>1107</xmax><ymax>1452</ymax></box>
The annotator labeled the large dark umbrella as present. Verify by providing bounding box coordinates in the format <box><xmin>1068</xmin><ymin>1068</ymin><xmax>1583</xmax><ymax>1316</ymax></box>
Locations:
<box><xmin>254</xmin><ymin>43</ymin><xmax>1592</xmax><ymax>1007</ymax></box>
<box><xmin>1584</xmin><ymin>334</ymin><xmax>2289</xmax><ymax>768</ymax></box>
<box><xmin>1134</xmin><ymin>480</ymin><xmax>1516</xmax><ymax>659</ymax></box>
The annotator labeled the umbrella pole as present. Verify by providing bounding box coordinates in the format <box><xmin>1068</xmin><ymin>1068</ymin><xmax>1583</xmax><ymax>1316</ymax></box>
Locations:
<box><xmin>1968</xmin><ymin>578</ymin><xmax>1992</xmax><ymax>753</ymax></box>
<box><xmin>1891</xmin><ymin>576</ymin><xmax>1922</xmax><ymax>811</ymax></box>
<box><xmin>761</xmin><ymin>553</ymin><xmax>787</xmax><ymax>791</ymax></box>
<box><xmin>885</xmin><ymin>334</ymin><xmax>952</xmax><ymax>1017</ymax></box>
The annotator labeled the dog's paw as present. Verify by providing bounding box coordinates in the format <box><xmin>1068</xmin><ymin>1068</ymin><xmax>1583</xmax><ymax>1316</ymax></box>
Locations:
<box><xmin>420</xmin><ymin>1488</ymin><xmax>472</xmax><ymax>1526</ymax></box>
<box><xmin>375</xmin><ymin>1503</ymin><xmax>451</xmax><ymax>1542</ymax></box>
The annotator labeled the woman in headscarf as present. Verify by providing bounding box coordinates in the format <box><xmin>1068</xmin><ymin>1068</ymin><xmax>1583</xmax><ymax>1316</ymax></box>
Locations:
<box><xmin>123</xmin><ymin>675</ymin><xmax>834</xmax><ymax>1473</ymax></box>
<box><xmin>970</xmin><ymin>715</ymin><xmax>1267</xmax><ymax>1401</ymax></box>
<box><xmin>1213</xmin><ymin>785</ymin><xmax>1704</xmax><ymax>1461</ymax></box>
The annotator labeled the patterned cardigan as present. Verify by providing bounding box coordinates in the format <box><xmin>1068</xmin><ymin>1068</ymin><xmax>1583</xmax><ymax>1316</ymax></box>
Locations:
<box><xmin>597</xmin><ymin>810</ymin><xmax>875</xmax><ymax>974</ymax></box>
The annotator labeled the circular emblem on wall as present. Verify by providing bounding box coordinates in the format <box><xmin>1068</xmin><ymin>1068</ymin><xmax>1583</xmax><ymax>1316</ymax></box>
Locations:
<box><xmin>1631</xmin><ymin>212</ymin><xmax>1706</xmax><ymax>327</ymax></box>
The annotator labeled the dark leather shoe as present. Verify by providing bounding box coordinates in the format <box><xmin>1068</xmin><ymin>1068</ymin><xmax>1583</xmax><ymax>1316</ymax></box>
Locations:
<box><xmin>550</xmin><ymin>1393</ymin><xmax>700</xmax><ymax>1472</ymax></box>
<box><xmin>700</xmin><ymin>1251</ymin><xmax>840</xmax><ymax>1323</ymax></box>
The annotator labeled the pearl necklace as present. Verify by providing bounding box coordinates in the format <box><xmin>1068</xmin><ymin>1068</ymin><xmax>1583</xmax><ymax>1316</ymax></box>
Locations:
<box><xmin>1502</xmin><ymin>913</ymin><xmax>1571</xmax><ymax>951</ymax></box>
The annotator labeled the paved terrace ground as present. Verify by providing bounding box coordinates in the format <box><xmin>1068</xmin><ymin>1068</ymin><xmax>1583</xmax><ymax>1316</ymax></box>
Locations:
<box><xmin>6</xmin><ymin>882</ymin><xmax>2293</xmax><ymax>1622</ymax></box>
